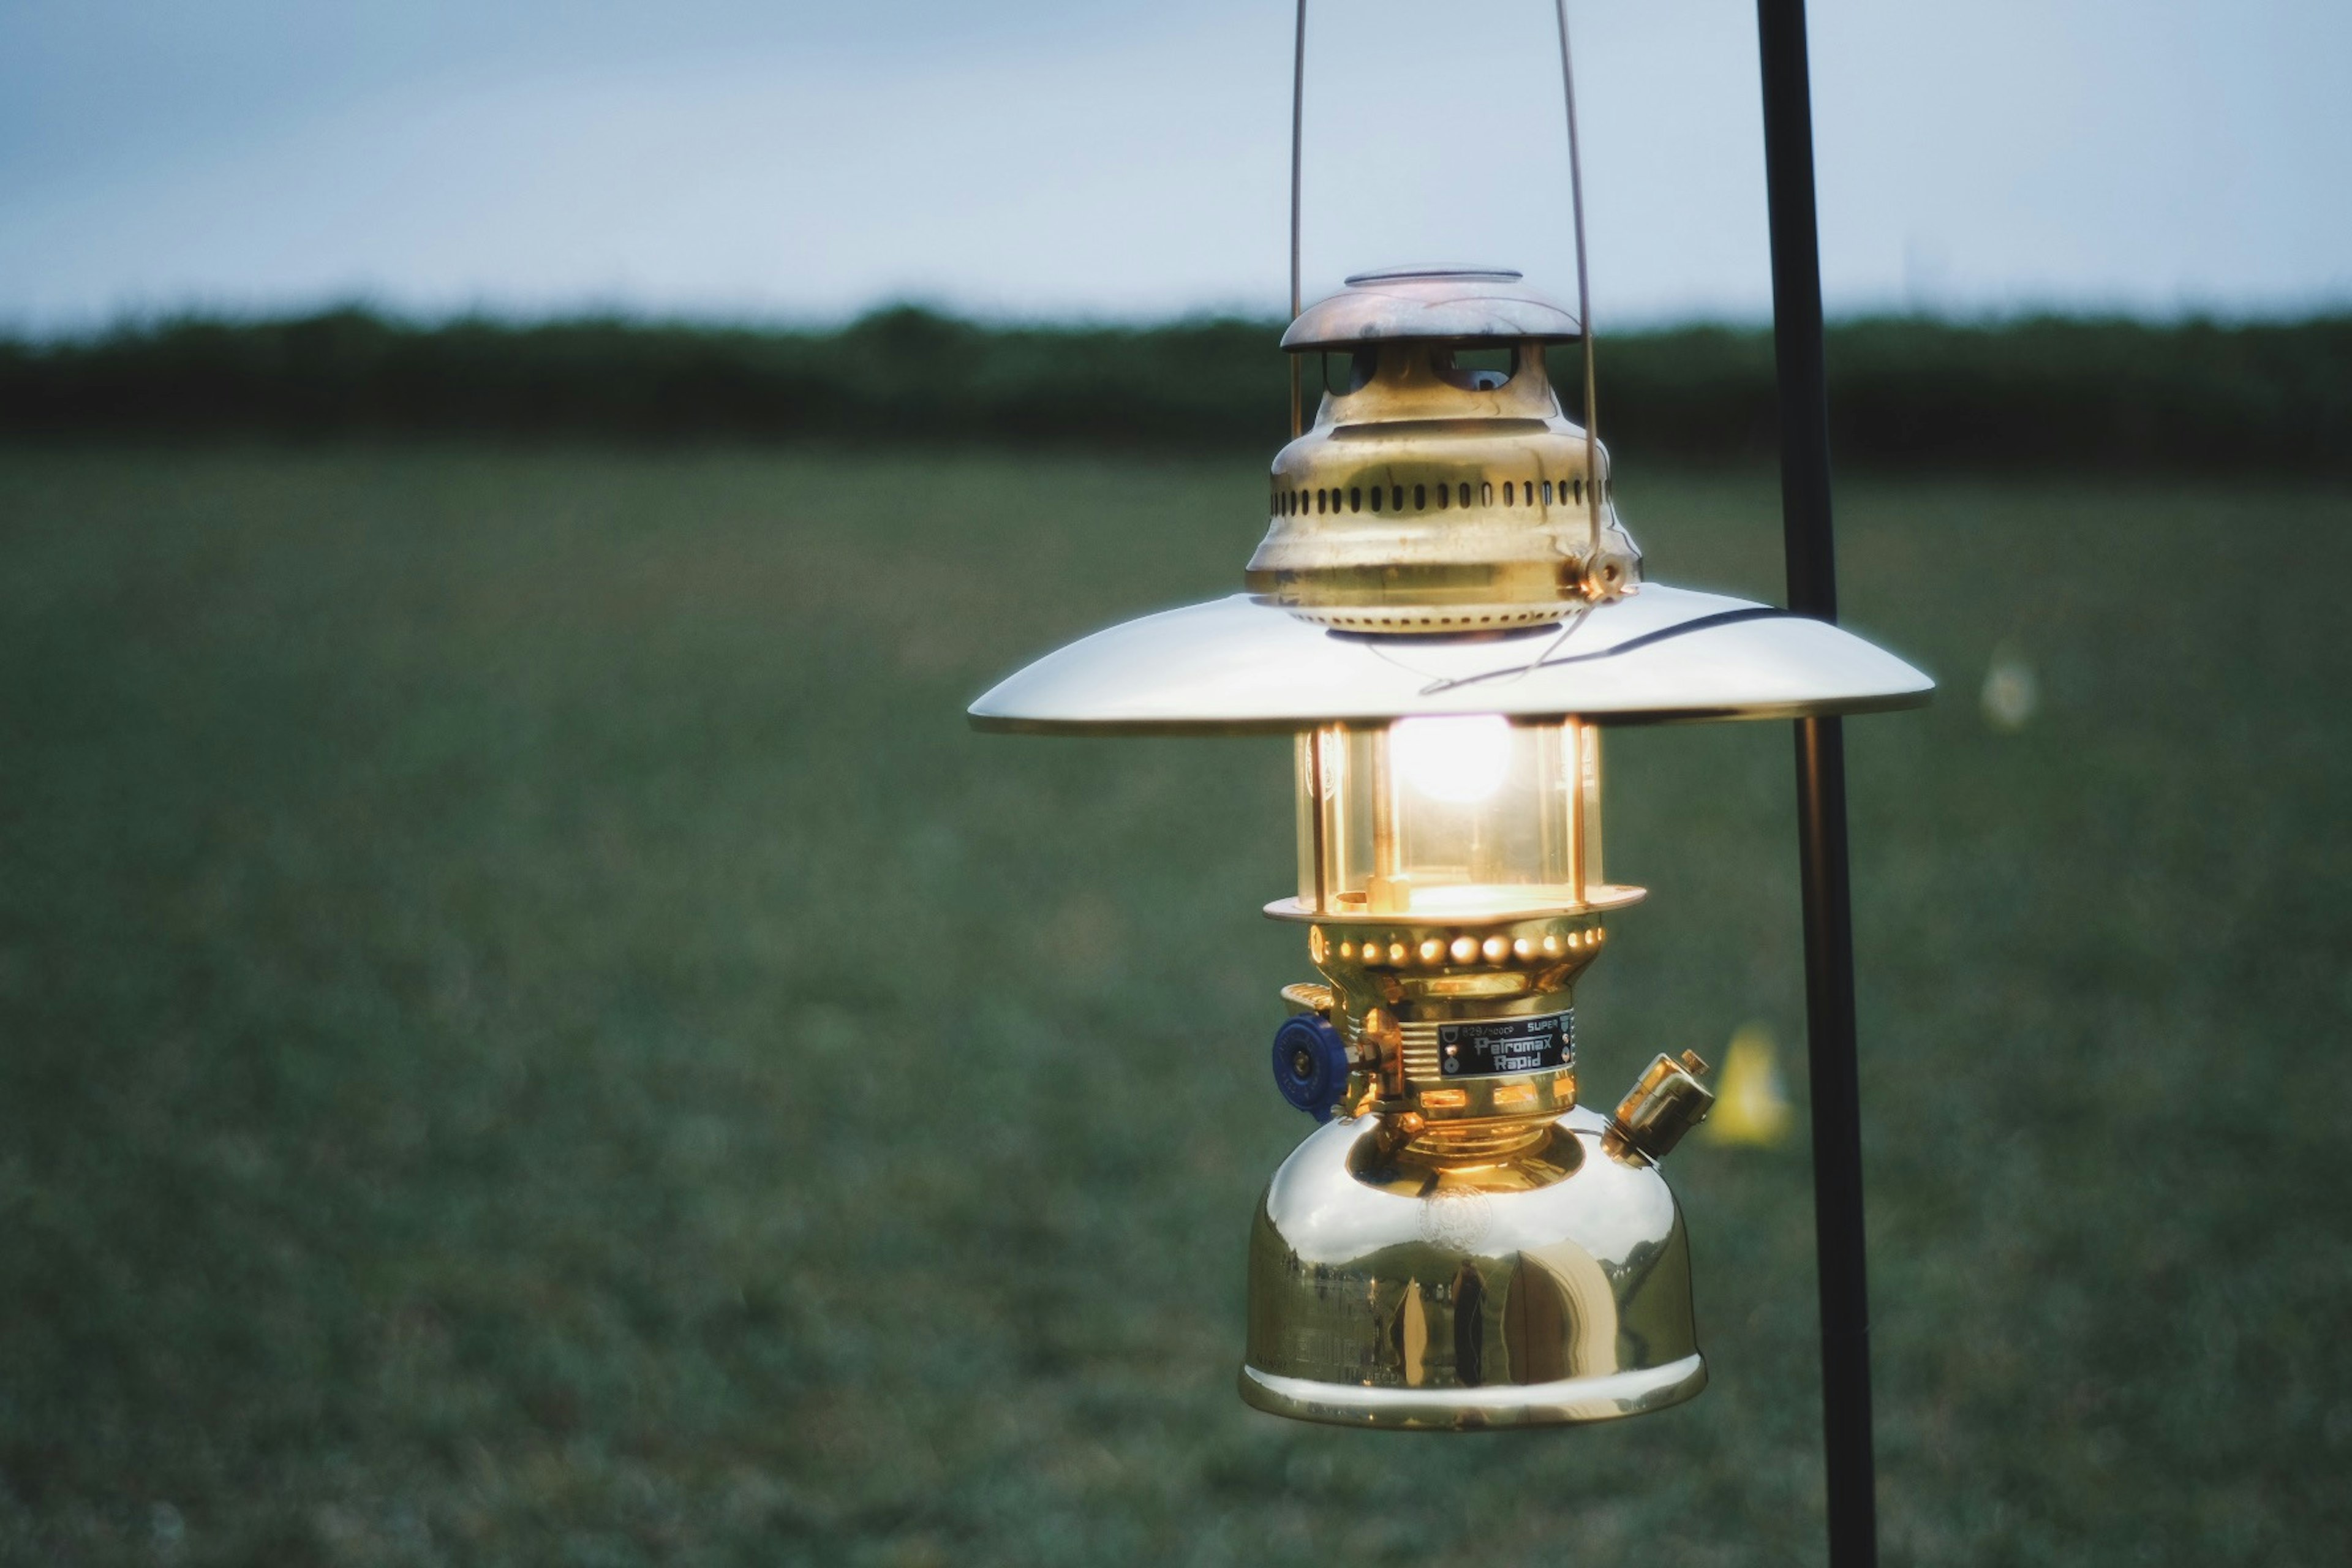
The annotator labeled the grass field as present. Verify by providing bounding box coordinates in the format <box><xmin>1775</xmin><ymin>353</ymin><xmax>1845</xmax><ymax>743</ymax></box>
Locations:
<box><xmin>1</xmin><ymin>447</ymin><xmax>2346</xmax><ymax>1566</ymax></box>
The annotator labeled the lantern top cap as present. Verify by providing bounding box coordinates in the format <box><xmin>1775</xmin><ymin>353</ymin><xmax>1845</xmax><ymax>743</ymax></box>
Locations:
<box><xmin>1342</xmin><ymin>265</ymin><xmax>1523</xmax><ymax>284</ymax></box>
<box><xmin>1281</xmin><ymin>266</ymin><xmax>1581</xmax><ymax>351</ymax></box>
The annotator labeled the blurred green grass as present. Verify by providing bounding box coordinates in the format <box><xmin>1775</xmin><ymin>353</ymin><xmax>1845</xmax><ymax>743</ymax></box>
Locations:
<box><xmin>0</xmin><ymin>448</ymin><xmax>2346</xmax><ymax>1566</ymax></box>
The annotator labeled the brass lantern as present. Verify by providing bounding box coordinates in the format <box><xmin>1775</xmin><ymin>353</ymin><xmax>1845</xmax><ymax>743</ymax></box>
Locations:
<box><xmin>970</xmin><ymin>266</ymin><xmax>1930</xmax><ymax>1431</ymax></box>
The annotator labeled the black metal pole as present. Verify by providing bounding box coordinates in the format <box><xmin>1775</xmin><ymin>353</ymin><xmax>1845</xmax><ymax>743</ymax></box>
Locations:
<box><xmin>1754</xmin><ymin>2</ymin><xmax>1880</xmax><ymax>1564</ymax></box>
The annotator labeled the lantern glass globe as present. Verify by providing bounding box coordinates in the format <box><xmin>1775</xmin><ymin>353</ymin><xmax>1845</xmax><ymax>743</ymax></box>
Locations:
<box><xmin>1289</xmin><ymin>716</ymin><xmax>1621</xmax><ymax>922</ymax></box>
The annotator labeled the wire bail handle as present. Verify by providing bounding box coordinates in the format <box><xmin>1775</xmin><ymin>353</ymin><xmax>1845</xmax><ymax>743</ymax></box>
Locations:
<box><xmin>1287</xmin><ymin>1</ymin><xmax>1606</xmax><ymax>568</ymax></box>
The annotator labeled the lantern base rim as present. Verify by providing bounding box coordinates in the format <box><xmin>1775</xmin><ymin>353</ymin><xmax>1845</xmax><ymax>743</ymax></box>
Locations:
<box><xmin>1237</xmin><ymin>1352</ymin><xmax>1706</xmax><ymax>1431</ymax></box>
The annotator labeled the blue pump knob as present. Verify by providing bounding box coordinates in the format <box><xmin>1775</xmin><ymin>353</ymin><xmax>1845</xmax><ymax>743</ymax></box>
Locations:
<box><xmin>1272</xmin><ymin>1013</ymin><xmax>1350</xmax><ymax>1121</ymax></box>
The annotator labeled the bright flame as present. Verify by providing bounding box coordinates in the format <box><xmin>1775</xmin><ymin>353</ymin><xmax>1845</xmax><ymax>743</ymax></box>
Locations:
<box><xmin>1390</xmin><ymin>714</ymin><xmax>1512</xmax><ymax>804</ymax></box>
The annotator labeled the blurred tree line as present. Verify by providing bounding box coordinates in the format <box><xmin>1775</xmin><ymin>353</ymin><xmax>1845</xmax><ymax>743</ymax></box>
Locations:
<box><xmin>2</xmin><ymin>306</ymin><xmax>2346</xmax><ymax>472</ymax></box>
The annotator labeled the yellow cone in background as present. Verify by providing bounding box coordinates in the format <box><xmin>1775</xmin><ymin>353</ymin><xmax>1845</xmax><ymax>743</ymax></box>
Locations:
<box><xmin>1702</xmin><ymin>1022</ymin><xmax>1795</xmax><ymax>1148</ymax></box>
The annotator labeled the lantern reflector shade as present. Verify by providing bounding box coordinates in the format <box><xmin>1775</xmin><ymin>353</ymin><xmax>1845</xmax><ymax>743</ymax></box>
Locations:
<box><xmin>968</xmin><ymin>586</ymin><xmax>1929</xmax><ymax>734</ymax></box>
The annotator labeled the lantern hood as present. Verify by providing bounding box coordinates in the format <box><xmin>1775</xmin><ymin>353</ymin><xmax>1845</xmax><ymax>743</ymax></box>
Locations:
<box><xmin>967</xmin><ymin>586</ymin><xmax>1931</xmax><ymax>734</ymax></box>
<box><xmin>1253</xmin><ymin>265</ymin><xmax>1640</xmax><ymax>631</ymax></box>
<box><xmin>971</xmin><ymin>259</ymin><xmax>1932</xmax><ymax>730</ymax></box>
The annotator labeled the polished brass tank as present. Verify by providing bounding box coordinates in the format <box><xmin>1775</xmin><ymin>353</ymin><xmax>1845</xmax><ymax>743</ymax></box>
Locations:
<box><xmin>1247</xmin><ymin>267</ymin><xmax>1643</xmax><ymax>632</ymax></box>
<box><xmin>1242</xmin><ymin>1107</ymin><xmax>1705</xmax><ymax>1428</ymax></box>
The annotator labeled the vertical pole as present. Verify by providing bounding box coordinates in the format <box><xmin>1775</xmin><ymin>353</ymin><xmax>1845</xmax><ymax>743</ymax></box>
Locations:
<box><xmin>1754</xmin><ymin>2</ymin><xmax>1880</xmax><ymax>1565</ymax></box>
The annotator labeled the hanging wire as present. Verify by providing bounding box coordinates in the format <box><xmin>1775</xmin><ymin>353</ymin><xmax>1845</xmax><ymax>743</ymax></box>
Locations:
<box><xmin>1287</xmin><ymin>0</ymin><xmax>1309</xmax><ymax>439</ymax></box>
<box><xmin>1553</xmin><ymin>0</ymin><xmax>1604</xmax><ymax>570</ymax></box>
<box><xmin>1287</xmin><ymin>0</ymin><xmax>1604</xmax><ymax>569</ymax></box>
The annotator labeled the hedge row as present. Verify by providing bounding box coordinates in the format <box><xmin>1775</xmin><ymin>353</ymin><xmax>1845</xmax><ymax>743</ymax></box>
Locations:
<box><xmin>3</xmin><ymin>307</ymin><xmax>2346</xmax><ymax>472</ymax></box>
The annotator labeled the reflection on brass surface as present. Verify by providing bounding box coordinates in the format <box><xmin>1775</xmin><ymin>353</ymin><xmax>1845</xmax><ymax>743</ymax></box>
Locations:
<box><xmin>1242</xmin><ymin>1108</ymin><xmax>1704</xmax><ymax>1430</ymax></box>
<box><xmin>1280</xmin><ymin>981</ymin><xmax>1335</xmax><ymax>1016</ymax></box>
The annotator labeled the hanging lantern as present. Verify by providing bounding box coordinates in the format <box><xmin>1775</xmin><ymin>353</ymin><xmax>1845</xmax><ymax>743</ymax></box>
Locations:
<box><xmin>968</xmin><ymin>9</ymin><xmax>1930</xmax><ymax>1433</ymax></box>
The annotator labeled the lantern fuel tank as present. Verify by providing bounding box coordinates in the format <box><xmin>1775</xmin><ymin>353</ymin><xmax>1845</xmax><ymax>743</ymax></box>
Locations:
<box><xmin>1243</xmin><ymin>1104</ymin><xmax>1705</xmax><ymax>1428</ymax></box>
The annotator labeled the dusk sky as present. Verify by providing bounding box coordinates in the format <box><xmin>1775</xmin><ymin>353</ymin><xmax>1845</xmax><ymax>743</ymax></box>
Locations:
<box><xmin>2</xmin><ymin>0</ymin><xmax>2345</xmax><ymax>331</ymax></box>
